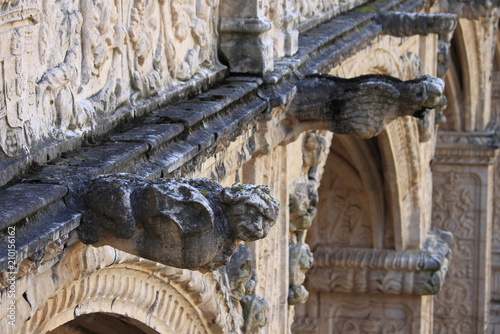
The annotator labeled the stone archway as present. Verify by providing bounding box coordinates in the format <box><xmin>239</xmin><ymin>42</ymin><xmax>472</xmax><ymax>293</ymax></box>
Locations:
<box><xmin>15</xmin><ymin>243</ymin><xmax>239</xmax><ymax>334</ymax></box>
<box><xmin>48</xmin><ymin>313</ymin><xmax>159</xmax><ymax>334</ymax></box>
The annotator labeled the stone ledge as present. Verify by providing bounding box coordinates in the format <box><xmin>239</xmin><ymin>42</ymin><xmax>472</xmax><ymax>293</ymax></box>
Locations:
<box><xmin>0</xmin><ymin>184</ymin><xmax>68</xmax><ymax>231</ymax></box>
<box><xmin>0</xmin><ymin>0</ymin><xmax>440</xmax><ymax>277</ymax></box>
<box><xmin>307</xmin><ymin>228</ymin><xmax>452</xmax><ymax>295</ymax></box>
<box><xmin>435</xmin><ymin>128</ymin><xmax>500</xmax><ymax>165</ymax></box>
<box><xmin>0</xmin><ymin>200</ymin><xmax>81</xmax><ymax>273</ymax></box>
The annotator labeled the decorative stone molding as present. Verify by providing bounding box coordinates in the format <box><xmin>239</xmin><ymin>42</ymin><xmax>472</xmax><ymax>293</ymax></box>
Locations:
<box><xmin>376</xmin><ymin>12</ymin><xmax>458</xmax><ymax>37</ymax></box>
<box><xmin>8</xmin><ymin>243</ymin><xmax>241</xmax><ymax>334</ymax></box>
<box><xmin>435</xmin><ymin>127</ymin><xmax>500</xmax><ymax>165</ymax></box>
<box><xmin>443</xmin><ymin>0</ymin><xmax>500</xmax><ymax>19</ymax></box>
<box><xmin>80</xmin><ymin>173</ymin><xmax>280</xmax><ymax>272</ymax></box>
<box><xmin>307</xmin><ymin>228</ymin><xmax>452</xmax><ymax>295</ymax></box>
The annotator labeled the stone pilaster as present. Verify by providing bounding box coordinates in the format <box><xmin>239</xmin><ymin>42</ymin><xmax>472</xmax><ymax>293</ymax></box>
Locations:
<box><xmin>432</xmin><ymin>129</ymin><xmax>499</xmax><ymax>333</ymax></box>
<box><xmin>219</xmin><ymin>0</ymin><xmax>274</xmax><ymax>74</ymax></box>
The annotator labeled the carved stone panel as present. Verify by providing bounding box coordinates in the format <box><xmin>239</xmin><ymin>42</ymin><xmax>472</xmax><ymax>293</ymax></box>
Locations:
<box><xmin>432</xmin><ymin>170</ymin><xmax>483</xmax><ymax>333</ymax></box>
<box><xmin>0</xmin><ymin>0</ymin><xmax>222</xmax><ymax>166</ymax></box>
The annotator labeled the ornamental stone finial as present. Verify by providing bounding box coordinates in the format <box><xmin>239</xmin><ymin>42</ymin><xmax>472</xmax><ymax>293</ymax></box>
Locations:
<box><xmin>79</xmin><ymin>174</ymin><xmax>280</xmax><ymax>272</ymax></box>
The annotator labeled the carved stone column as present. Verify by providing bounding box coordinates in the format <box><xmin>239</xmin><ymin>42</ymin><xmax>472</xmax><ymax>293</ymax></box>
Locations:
<box><xmin>219</xmin><ymin>0</ymin><xmax>274</xmax><ymax>74</ymax></box>
<box><xmin>432</xmin><ymin>130</ymin><xmax>499</xmax><ymax>333</ymax></box>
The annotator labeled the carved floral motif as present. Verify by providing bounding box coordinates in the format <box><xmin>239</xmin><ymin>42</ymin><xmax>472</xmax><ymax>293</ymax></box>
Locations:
<box><xmin>432</xmin><ymin>171</ymin><xmax>479</xmax><ymax>332</ymax></box>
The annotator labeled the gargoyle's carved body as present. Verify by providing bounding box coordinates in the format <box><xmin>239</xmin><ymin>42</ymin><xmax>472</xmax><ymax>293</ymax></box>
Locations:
<box><xmin>376</xmin><ymin>12</ymin><xmax>457</xmax><ymax>37</ymax></box>
<box><xmin>287</xmin><ymin>74</ymin><xmax>446</xmax><ymax>139</ymax></box>
<box><xmin>80</xmin><ymin>174</ymin><xmax>279</xmax><ymax>271</ymax></box>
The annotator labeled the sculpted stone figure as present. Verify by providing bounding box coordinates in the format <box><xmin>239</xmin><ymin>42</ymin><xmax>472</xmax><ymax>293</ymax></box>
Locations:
<box><xmin>288</xmin><ymin>242</ymin><xmax>314</xmax><ymax>305</ymax></box>
<box><xmin>288</xmin><ymin>74</ymin><xmax>447</xmax><ymax>139</ymax></box>
<box><xmin>80</xmin><ymin>174</ymin><xmax>279</xmax><ymax>271</ymax></box>
<box><xmin>241</xmin><ymin>294</ymin><xmax>269</xmax><ymax>333</ymax></box>
<box><xmin>226</xmin><ymin>244</ymin><xmax>270</xmax><ymax>332</ymax></box>
<box><xmin>226</xmin><ymin>244</ymin><xmax>254</xmax><ymax>301</ymax></box>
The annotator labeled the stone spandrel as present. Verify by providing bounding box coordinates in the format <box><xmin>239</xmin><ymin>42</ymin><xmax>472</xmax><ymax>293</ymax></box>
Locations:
<box><xmin>0</xmin><ymin>0</ymin><xmax>223</xmax><ymax>162</ymax></box>
<box><xmin>80</xmin><ymin>173</ymin><xmax>280</xmax><ymax>272</ymax></box>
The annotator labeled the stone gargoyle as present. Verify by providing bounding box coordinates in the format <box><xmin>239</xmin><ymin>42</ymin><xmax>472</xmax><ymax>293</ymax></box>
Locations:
<box><xmin>79</xmin><ymin>173</ymin><xmax>280</xmax><ymax>271</ymax></box>
<box><xmin>286</xmin><ymin>73</ymin><xmax>447</xmax><ymax>139</ymax></box>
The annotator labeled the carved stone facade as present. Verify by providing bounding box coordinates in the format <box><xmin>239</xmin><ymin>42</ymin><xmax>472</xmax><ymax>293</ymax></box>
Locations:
<box><xmin>0</xmin><ymin>1</ymin><xmax>499</xmax><ymax>334</ymax></box>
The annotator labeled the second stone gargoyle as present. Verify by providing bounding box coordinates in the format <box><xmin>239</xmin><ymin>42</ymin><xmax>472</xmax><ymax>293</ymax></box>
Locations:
<box><xmin>79</xmin><ymin>173</ymin><xmax>280</xmax><ymax>271</ymax></box>
<box><xmin>287</xmin><ymin>73</ymin><xmax>447</xmax><ymax>138</ymax></box>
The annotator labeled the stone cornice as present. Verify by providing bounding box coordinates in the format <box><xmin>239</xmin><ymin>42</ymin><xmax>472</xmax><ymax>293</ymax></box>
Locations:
<box><xmin>307</xmin><ymin>228</ymin><xmax>452</xmax><ymax>295</ymax></box>
<box><xmin>435</xmin><ymin>127</ymin><xmax>500</xmax><ymax>165</ymax></box>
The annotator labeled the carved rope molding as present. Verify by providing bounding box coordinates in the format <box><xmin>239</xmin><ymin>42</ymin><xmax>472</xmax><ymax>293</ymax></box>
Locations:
<box><xmin>307</xmin><ymin>228</ymin><xmax>453</xmax><ymax>295</ymax></box>
<box><xmin>80</xmin><ymin>173</ymin><xmax>280</xmax><ymax>272</ymax></box>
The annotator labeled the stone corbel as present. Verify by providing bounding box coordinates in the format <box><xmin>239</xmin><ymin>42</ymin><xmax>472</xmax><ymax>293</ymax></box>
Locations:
<box><xmin>79</xmin><ymin>174</ymin><xmax>279</xmax><ymax>272</ymax></box>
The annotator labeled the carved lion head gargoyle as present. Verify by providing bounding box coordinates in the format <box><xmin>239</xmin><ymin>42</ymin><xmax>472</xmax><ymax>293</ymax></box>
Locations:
<box><xmin>79</xmin><ymin>173</ymin><xmax>279</xmax><ymax>272</ymax></box>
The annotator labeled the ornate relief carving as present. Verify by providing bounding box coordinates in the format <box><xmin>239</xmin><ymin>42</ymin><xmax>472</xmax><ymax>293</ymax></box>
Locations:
<box><xmin>330</xmin><ymin>301</ymin><xmax>412</xmax><ymax>334</ymax></box>
<box><xmin>289</xmin><ymin>182</ymin><xmax>318</xmax><ymax>233</ymax></box>
<box><xmin>226</xmin><ymin>244</ymin><xmax>255</xmax><ymax>301</ymax></box>
<box><xmin>241</xmin><ymin>294</ymin><xmax>269</xmax><ymax>333</ymax></box>
<box><xmin>226</xmin><ymin>244</ymin><xmax>270</xmax><ymax>333</ymax></box>
<box><xmin>432</xmin><ymin>171</ymin><xmax>480</xmax><ymax>332</ymax></box>
<box><xmin>0</xmin><ymin>0</ymin><xmax>220</xmax><ymax>160</ymax></box>
<box><xmin>292</xmin><ymin>0</ymin><xmax>365</xmax><ymax>29</ymax></box>
<box><xmin>308</xmin><ymin>228</ymin><xmax>452</xmax><ymax>295</ymax></box>
<box><xmin>13</xmin><ymin>243</ymin><xmax>241</xmax><ymax>334</ymax></box>
<box><xmin>80</xmin><ymin>173</ymin><xmax>280</xmax><ymax>271</ymax></box>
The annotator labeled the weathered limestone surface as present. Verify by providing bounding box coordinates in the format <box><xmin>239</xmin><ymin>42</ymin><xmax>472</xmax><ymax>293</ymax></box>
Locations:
<box><xmin>432</xmin><ymin>135</ymin><xmax>499</xmax><ymax>333</ymax></box>
<box><xmin>81</xmin><ymin>173</ymin><xmax>279</xmax><ymax>271</ymax></box>
<box><xmin>432</xmin><ymin>10</ymin><xmax>500</xmax><ymax>333</ymax></box>
<box><xmin>1</xmin><ymin>0</ymin><xmax>494</xmax><ymax>333</ymax></box>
